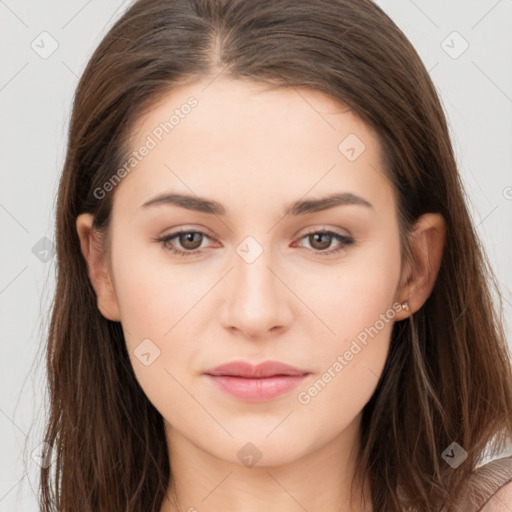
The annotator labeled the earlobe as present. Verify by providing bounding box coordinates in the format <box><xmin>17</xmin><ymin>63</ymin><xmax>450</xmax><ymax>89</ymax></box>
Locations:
<box><xmin>75</xmin><ymin>213</ymin><xmax>121</xmax><ymax>322</ymax></box>
<box><xmin>396</xmin><ymin>213</ymin><xmax>446</xmax><ymax>317</ymax></box>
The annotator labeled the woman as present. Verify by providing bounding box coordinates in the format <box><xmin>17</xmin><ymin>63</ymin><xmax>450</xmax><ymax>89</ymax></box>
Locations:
<box><xmin>40</xmin><ymin>0</ymin><xmax>512</xmax><ymax>510</ymax></box>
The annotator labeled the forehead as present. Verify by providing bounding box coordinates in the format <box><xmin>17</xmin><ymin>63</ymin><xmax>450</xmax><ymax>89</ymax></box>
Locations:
<box><xmin>112</xmin><ymin>77</ymin><xmax>394</xmax><ymax>219</ymax></box>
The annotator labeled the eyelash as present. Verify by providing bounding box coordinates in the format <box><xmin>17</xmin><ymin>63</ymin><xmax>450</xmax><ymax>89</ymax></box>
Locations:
<box><xmin>154</xmin><ymin>228</ymin><xmax>355</xmax><ymax>257</ymax></box>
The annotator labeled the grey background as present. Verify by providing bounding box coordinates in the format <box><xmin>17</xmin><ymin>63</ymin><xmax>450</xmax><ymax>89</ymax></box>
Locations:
<box><xmin>1</xmin><ymin>1</ymin><xmax>511</xmax><ymax>510</ymax></box>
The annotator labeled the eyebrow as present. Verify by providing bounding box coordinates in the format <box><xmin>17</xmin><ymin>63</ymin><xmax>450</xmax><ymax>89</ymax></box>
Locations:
<box><xmin>140</xmin><ymin>191</ymin><xmax>374</xmax><ymax>216</ymax></box>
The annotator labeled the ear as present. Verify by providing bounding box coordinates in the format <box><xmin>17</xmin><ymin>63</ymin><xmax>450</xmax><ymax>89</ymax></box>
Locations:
<box><xmin>395</xmin><ymin>213</ymin><xmax>446</xmax><ymax>319</ymax></box>
<box><xmin>76</xmin><ymin>213</ymin><xmax>121</xmax><ymax>322</ymax></box>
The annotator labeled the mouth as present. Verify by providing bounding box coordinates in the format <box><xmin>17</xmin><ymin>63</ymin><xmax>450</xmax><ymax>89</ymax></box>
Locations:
<box><xmin>204</xmin><ymin>360</ymin><xmax>311</xmax><ymax>402</ymax></box>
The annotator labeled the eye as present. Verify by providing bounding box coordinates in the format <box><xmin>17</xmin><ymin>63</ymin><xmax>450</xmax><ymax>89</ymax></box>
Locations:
<box><xmin>294</xmin><ymin>229</ymin><xmax>355</xmax><ymax>256</ymax></box>
<box><xmin>155</xmin><ymin>229</ymin><xmax>213</xmax><ymax>257</ymax></box>
<box><xmin>154</xmin><ymin>228</ymin><xmax>355</xmax><ymax>257</ymax></box>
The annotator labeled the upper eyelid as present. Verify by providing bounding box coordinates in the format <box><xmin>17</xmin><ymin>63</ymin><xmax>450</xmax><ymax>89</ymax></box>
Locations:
<box><xmin>163</xmin><ymin>227</ymin><xmax>216</xmax><ymax>243</ymax></box>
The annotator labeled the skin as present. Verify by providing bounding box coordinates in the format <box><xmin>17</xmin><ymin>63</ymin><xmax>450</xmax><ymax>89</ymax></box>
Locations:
<box><xmin>76</xmin><ymin>76</ymin><xmax>446</xmax><ymax>512</ymax></box>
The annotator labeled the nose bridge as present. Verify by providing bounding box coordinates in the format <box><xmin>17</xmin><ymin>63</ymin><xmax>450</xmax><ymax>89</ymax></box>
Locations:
<box><xmin>233</xmin><ymin>233</ymin><xmax>279</xmax><ymax>301</ymax></box>
<box><xmin>222</xmin><ymin>232</ymin><xmax>290</xmax><ymax>334</ymax></box>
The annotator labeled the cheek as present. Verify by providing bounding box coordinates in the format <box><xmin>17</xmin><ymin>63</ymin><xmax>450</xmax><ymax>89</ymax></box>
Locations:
<box><xmin>110</xmin><ymin>246</ymin><xmax>201</xmax><ymax>413</ymax></box>
<box><xmin>299</xmin><ymin>229</ymin><xmax>402</xmax><ymax>407</ymax></box>
<box><xmin>110</xmin><ymin>238</ymin><xmax>203</xmax><ymax>338</ymax></box>
<box><xmin>109</xmin><ymin>237</ymin><xmax>215</xmax><ymax>387</ymax></box>
<box><xmin>305</xmin><ymin>232</ymin><xmax>402</xmax><ymax>345</ymax></box>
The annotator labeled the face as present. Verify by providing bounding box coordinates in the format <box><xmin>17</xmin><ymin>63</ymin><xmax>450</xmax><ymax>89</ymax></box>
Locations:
<box><xmin>92</xmin><ymin>77</ymin><xmax>410</xmax><ymax>466</ymax></box>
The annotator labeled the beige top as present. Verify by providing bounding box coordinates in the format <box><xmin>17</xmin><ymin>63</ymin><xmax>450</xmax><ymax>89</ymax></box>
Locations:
<box><xmin>454</xmin><ymin>455</ymin><xmax>512</xmax><ymax>511</ymax></box>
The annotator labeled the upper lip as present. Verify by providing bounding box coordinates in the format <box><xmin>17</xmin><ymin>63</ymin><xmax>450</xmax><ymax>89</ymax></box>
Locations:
<box><xmin>205</xmin><ymin>360</ymin><xmax>310</xmax><ymax>378</ymax></box>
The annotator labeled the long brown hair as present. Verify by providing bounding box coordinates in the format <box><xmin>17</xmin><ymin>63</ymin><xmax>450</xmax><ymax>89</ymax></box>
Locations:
<box><xmin>39</xmin><ymin>0</ymin><xmax>512</xmax><ymax>510</ymax></box>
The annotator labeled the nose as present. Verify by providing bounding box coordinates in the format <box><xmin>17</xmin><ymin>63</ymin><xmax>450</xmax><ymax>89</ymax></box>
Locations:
<box><xmin>219</xmin><ymin>240</ymin><xmax>293</xmax><ymax>338</ymax></box>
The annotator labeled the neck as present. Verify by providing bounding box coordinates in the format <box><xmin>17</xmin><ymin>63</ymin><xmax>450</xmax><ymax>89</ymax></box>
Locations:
<box><xmin>159</xmin><ymin>414</ymin><xmax>373</xmax><ymax>512</ymax></box>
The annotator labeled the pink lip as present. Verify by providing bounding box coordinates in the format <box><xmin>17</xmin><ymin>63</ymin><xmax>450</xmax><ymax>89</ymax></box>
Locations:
<box><xmin>204</xmin><ymin>360</ymin><xmax>310</xmax><ymax>402</ymax></box>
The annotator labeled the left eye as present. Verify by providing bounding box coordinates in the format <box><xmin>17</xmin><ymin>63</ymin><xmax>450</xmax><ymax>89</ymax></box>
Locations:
<box><xmin>156</xmin><ymin>230</ymin><xmax>210</xmax><ymax>256</ymax></box>
<box><xmin>155</xmin><ymin>229</ymin><xmax>354</xmax><ymax>257</ymax></box>
<box><xmin>295</xmin><ymin>230</ymin><xmax>354</xmax><ymax>255</ymax></box>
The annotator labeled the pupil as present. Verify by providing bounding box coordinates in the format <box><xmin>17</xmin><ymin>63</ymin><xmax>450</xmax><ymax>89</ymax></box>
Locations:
<box><xmin>182</xmin><ymin>232</ymin><xmax>201</xmax><ymax>248</ymax></box>
<box><xmin>312</xmin><ymin>233</ymin><xmax>330</xmax><ymax>249</ymax></box>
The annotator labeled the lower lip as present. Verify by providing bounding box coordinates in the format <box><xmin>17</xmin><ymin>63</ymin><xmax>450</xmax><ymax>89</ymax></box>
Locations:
<box><xmin>205</xmin><ymin>374</ymin><xmax>309</xmax><ymax>402</ymax></box>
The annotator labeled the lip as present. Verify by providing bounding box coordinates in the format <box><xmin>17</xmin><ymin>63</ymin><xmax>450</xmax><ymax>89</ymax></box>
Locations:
<box><xmin>204</xmin><ymin>360</ymin><xmax>311</xmax><ymax>402</ymax></box>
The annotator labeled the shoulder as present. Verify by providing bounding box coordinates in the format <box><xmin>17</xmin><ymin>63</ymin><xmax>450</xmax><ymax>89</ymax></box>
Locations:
<box><xmin>479</xmin><ymin>480</ymin><xmax>512</xmax><ymax>511</ymax></box>
<box><xmin>452</xmin><ymin>455</ymin><xmax>512</xmax><ymax>511</ymax></box>
<box><xmin>470</xmin><ymin>455</ymin><xmax>512</xmax><ymax>512</ymax></box>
